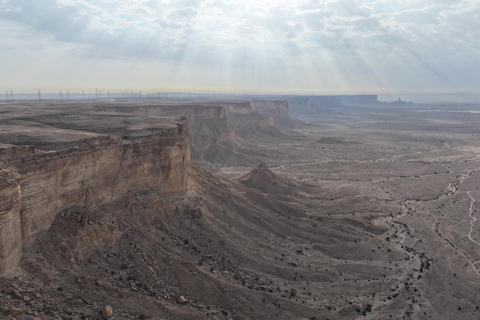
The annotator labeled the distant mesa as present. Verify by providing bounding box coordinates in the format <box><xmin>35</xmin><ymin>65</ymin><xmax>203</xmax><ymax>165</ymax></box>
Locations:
<box><xmin>287</xmin><ymin>95</ymin><xmax>381</xmax><ymax>115</ymax></box>
<box><xmin>390</xmin><ymin>97</ymin><xmax>413</xmax><ymax>105</ymax></box>
<box><xmin>237</xmin><ymin>163</ymin><xmax>298</xmax><ymax>196</ymax></box>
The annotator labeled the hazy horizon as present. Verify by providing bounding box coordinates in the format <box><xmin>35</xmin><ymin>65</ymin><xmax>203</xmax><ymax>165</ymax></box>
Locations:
<box><xmin>1</xmin><ymin>0</ymin><xmax>479</xmax><ymax>95</ymax></box>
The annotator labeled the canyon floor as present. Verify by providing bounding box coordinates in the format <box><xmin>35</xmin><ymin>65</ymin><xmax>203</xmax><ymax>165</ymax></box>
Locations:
<box><xmin>2</xmin><ymin>100</ymin><xmax>480</xmax><ymax>320</ymax></box>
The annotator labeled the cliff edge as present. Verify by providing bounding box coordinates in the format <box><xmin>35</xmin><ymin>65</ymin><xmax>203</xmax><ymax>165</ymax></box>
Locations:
<box><xmin>0</xmin><ymin>109</ymin><xmax>190</xmax><ymax>275</ymax></box>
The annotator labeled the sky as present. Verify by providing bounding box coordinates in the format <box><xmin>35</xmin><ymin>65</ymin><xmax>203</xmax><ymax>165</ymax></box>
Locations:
<box><xmin>0</xmin><ymin>0</ymin><xmax>479</xmax><ymax>95</ymax></box>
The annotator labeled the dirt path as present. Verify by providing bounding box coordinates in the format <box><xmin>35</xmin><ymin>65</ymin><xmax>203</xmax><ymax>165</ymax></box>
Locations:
<box><xmin>467</xmin><ymin>191</ymin><xmax>480</xmax><ymax>246</ymax></box>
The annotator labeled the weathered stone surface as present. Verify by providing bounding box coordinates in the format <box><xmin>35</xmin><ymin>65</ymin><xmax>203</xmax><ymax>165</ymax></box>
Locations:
<box><xmin>9</xmin><ymin>306</ymin><xmax>23</xmax><ymax>315</ymax></box>
<box><xmin>177</xmin><ymin>296</ymin><xmax>188</xmax><ymax>304</ymax></box>
<box><xmin>101</xmin><ymin>304</ymin><xmax>113</xmax><ymax>319</ymax></box>
<box><xmin>0</xmin><ymin>119</ymin><xmax>190</xmax><ymax>275</ymax></box>
<box><xmin>218</xmin><ymin>101</ymin><xmax>252</xmax><ymax>114</ymax></box>
<box><xmin>0</xmin><ymin>164</ymin><xmax>22</xmax><ymax>275</ymax></box>
<box><xmin>251</xmin><ymin>100</ymin><xmax>290</xmax><ymax>117</ymax></box>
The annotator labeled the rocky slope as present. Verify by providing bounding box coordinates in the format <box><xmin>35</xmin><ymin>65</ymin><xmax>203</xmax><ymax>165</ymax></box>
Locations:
<box><xmin>237</xmin><ymin>163</ymin><xmax>299</xmax><ymax>196</ymax></box>
<box><xmin>3</xmin><ymin>99</ymin><xmax>480</xmax><ymax>319</ymax></box>
<box><xmin>0</xmin><ymin>116</ymin><xmax>190</xmax><ymax>275</ymax></box>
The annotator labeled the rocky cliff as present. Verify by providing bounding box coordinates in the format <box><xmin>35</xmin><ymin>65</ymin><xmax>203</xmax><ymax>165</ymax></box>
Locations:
<box><xmin>0</xmin><ymin>164</ymin><xmax>22</xmax><ymax>275</ymax></box>
<box><xmin>216</xmin><ymin>101</ymin><xmax>252</xmax><ymax>114</ymax></box>
<box><xmin>95</xmin><ymin>103</ymin><xmax>259</xmax><ymax>165</ymax></box>
<box><xmin>0</xmin><ymin>119</ymin><xmax>190</xmax><ymax>275</ymax></box>
<box><xmin>250</xmin><ymin>100</ymin><xmax>290</xmax><ymax>117</ymax></box>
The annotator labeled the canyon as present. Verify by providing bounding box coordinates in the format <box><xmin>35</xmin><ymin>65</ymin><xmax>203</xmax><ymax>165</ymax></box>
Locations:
<box><xmin>1</xmin><ymin>97</ymin><xmax>480</xmax><ymax>320</ymax></box>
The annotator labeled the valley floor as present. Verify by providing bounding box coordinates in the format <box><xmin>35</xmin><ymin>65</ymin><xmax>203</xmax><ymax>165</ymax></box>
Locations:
<box><xmin>2</xmin><ymin>102</ymin><xmax>480</xmax><ymax>320</ymax></box>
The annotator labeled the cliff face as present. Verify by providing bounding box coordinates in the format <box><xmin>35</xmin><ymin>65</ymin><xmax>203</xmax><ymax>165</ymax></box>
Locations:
<box><xmin>250</xmin><ymin>100</ymin><xmax>290</xmax><ymax>117</ymax></box>
<box><xmin>218</xmin><ymin>101</ymin><xmax>253</xmax><ymax>114</ymax></box>
<box><xmin>96</xmin><ymin>104</ymin><xmax>226</xmax><ymax>120</ymax></box>
<box><xmin>96</xmin><ymin>104</ymin><xmax>245</xmax><ymax>164</ymax></box>
<box><xmin>0</xmin><ymin>164</ymin><xmax>22</xmax><ymax>274</ymax></box>
<box><xmin>0</xmin><ymin>120</ymin><xmax>190</xmax><ymax>275</ymax></box>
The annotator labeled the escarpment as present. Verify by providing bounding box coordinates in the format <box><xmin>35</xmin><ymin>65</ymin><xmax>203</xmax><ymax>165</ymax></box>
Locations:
<box><xmin>0</xmin><ymin>164</ymin><xmax>22</xmax><ymax>274</ymax></box>
<box><xmin>250</xmin><ymin>100</ymin><xmax>289</xmax><ymax>117</ymax></box>
<box><xmin>287</xmin><ymin>95</ymin><xmax>379</xmax><ymax>115</ymax></box>
<box><xmin>96</xmin><ymin>103</ymin><xmax>259</xmax><ymax>165</ymax></box>
<box><xmin>0</xmin><ymin>118</ymin><xmax>190</xmax><ymax>275</ymax></box>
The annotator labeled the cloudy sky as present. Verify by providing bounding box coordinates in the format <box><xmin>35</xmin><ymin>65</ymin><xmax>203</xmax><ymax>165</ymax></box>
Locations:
<box><xmin>0</xmin><ymin>0</ymin><xmax>479</xmax><ymax>95</ymax></box>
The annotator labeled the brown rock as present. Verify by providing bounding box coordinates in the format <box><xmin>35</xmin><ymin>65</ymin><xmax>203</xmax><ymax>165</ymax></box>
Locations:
<box><xmin>9</xmin><ymin>307</ymin><xmax>23</xmax><ymax>315</ymax></box>
<box><xmin>79</xmin><ymin>295</ymin><xmax>91</xmax><ymax>305</ymax></box>
<box><xmin>23</xmin><ymin>296</ymin><xmax>31</xmax><ymax>302</ymax></box>
<box><xmin>101</xmin><ymin>304</ymin><xmax>113</xmax><ymax>319</ymax></box>
<box><xmin>1</xmin><ymin>306</ymin><xmax>10</xmax><ymax>313</ymax></box>
<box><xmin>72</xmin><ymin>298</ymin><xmax>83</xmax><ymax>305</ymax></box>
<box><xmin>177</xmin><ymin>296</ymin><xmax>188</xmax><ymax>304</ymax></box>
<box><xmin>12</xmin><ymin>289</ymin><xmax>23</xmax><ymax>299</ymax></box>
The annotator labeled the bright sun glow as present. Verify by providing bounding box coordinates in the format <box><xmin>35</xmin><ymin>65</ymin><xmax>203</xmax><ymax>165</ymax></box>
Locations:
<box><xmin>0</xmin><ymin>0</ymin><xmax>478</xmax><ymax>94</ymax></box>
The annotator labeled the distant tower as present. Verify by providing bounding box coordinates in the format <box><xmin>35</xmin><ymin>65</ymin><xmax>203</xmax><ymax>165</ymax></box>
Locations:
<box><xmin>10</xmin><ymin>89</ymin><xmax>13</xmax><ymax>101</ymax></box>
<box><xmin>5</xmin><ymin>90</ymin><xmax>9</xmax><ymax>101</ymax></box>
<box><xmin>95</xmin><ymin>88</ymin><xmax>98</xmax><ymax>99</ymax></box>
<box><xmin>108</xmin><ymin>90</ymin><xmax>110</xmax><ymax>99</ymax></box>
<box><xmin>59</xmin><ymin>90</ymin><xmax>62</xmax><ymax>100</ymax></box>
<box><xmin>38</xmin><ymin>88</ymin><xmax>41</xmax><ymax>101</ymax></box>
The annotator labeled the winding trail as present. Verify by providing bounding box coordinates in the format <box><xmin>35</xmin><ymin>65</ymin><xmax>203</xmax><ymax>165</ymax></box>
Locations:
<box><xmin>467</xmin><ymin>191</ymin><xmax>480</xmax><ymax>246</ymax></box>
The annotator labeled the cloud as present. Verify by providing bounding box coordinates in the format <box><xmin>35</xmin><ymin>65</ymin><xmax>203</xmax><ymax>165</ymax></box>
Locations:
<box><xmin>0</xmin><ymin>0</ymin><xmax>479</xmax><ymax>92</ymax></box>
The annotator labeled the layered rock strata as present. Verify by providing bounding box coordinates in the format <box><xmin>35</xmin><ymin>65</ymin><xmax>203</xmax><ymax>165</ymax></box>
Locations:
<box><xmin>250</xmin><ymin>100</ymin><xmax>290</xmax><ymax>117</ymax></box>
<box><xmin>0</xmin><ymin>119</ymin><xmax>190</xmax><ymax>275</ymax></box>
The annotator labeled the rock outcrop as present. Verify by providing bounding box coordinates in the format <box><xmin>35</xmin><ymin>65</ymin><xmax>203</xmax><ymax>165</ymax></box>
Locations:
<box><xmin>217</xmin><ymin>101</ymin><xmax>252</xmax><ymax>114</ymax></box>
<box><xmin>0</xmin><ymin>164</ymin><xmax>22</xmax><ymax>275</ymax></box>
<box><xmin>0</xmin><ymin>119</ymin><xmax>190</xmax><ymax>275</ymax></box>
<box><xmin>96</xmin><ymin>104</ymin><xmax>239</xmax><ymax>164</ymax></box>
<box><xmin>250</xmin><ymin>100</ymin><xmax>290</xmax><ymax>117</ymax></box>
<box><xmin>237</xmin><ymin>163</ymin><xmax>299</xmax><ymax>196</ymax></box>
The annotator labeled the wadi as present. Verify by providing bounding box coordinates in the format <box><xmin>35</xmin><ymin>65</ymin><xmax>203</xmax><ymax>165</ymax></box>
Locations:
<box><xmin>1</xmin><ymin>96</ymin><xmax>480</xmax><ymax>320</ymax></box>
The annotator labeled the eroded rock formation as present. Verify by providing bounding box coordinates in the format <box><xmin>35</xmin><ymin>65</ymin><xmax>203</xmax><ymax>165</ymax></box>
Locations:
<box><xmin>251</xmin><ymin>100</ymin><xmax>290</xmax><ymax>117</ymax></box>
<box><xmin>0</xmin><ymin>164</ymin><xmax>22</xmax><ymax>274</ymax></box>
<box><xmin>0</xmin><ymin>119</ymin><xmax>190</xmax><ymax>274</ymax></box>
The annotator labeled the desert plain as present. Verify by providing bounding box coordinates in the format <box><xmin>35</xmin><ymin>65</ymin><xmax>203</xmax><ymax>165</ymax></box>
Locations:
<box><xmin>1</xmin><ymin>97</ymin><xmax>480</xmax><ymax>320</ymax></box>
